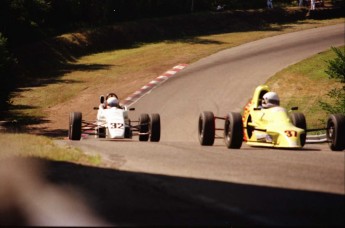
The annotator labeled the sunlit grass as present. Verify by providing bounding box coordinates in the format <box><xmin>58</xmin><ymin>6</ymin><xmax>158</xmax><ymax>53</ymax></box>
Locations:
<box><xmin>266</xmin><ymin>46</ymin><xmax>344</xmax><ymax>129</ymax></box>
<box><xmin>11</xmin><ymin>18</ymin><xmax>343</xmax><ymax>120</ymax></box>
<box><xmin>0</xmin><ymin>133</ymin><xmax>101</xmax><ymax>165</ymax></box>
<box><xmin>6</xmin><ymin>16</ymin><xmax>344</xmax><ymax>164</ymax></box>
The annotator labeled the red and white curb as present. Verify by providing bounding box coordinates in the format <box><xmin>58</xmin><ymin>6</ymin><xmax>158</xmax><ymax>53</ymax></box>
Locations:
<box><xmin>121</xmin><ymin>63</ymin><xmax>188</xmax><ymax>106</ymax></box>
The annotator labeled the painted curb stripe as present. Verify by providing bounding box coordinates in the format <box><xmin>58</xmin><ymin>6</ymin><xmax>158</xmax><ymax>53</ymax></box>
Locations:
<box><xmin>121</xmin><ymin>63</ymin><xmax>188</xmax><ymax>106</ymax></box>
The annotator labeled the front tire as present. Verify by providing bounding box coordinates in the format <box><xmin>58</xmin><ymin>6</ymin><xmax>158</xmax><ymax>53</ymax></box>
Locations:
<box><xmin>150</xmin><ymin>113</ymin><xmax>160</xmax><ymax>142</ymax></box>
<box><xmin>224</xmin><ymin>112</ymin><xmax>243</xmax><ymax>149</ymax></box>
<box><xmin>124</xmin><ymin>126</ymin><xmax>132</xmax><ymax>138</ymax></box>
<box><xmin>139</xmin><ymin>113</ymin><xmax>150</xmax><ymax>141</ymax></box>
<box><xmin>198</xmin><ymin>111</ymin><xmax>215</xmax><ymax>146</ymax></box>
<box><xmin>290</xmin><ymin>112</ymin><xmax>307</xmax><ymax>147</ymax></box>
<box><xmin>68</xmin><ymin>112</ymin><xmax>82</xmax><ymax>140</ymax></box>
<box><xmin>327</xmin><ymin>114</ymin><xmax>345</xmax><ymax>151</ymax></box>
<box><xmin>97</xmin><ymin>127</ymin><xmax>106</xmax><ymax>138</ymax></box>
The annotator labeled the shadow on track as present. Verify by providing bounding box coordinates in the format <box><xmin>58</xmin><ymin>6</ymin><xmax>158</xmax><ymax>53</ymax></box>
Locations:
<box><xmin>1</xmin><ymin>157</ymin><xmax>343</xmax><ymax>226</ymax></box>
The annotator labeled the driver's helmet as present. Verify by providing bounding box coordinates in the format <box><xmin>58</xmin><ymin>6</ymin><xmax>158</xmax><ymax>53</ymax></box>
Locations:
<box><xmin>107</xmin><ymin>97</ymin><xmax>118</xmax><ymax>108</ymax></box>
<box><xmin>262</xmin><ymin>92</ymin><xmax>280</xmax><ymax>108</ymax></box>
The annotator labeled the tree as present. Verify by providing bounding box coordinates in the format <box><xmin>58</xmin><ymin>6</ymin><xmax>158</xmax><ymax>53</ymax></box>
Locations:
<box><xmin>0</xmin><ymin>33</ymin><xmax>16</xmax><ymax>111</ymax></box>
<box><xmin>319</xmin><ymin>47</ymin><xmax>345</xmax><ymax>115</ymax></box>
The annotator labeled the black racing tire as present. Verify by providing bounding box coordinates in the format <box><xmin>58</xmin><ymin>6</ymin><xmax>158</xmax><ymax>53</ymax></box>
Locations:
<box><xmin>150</xmin><ymin>113</ymin><xmax>160</xmax><ymax>142</ymax></box>
<box><xmin>124</xmin><ymin>119</ymin><xmax>132</xmax><ymax>138</ymax></box>
<box><xmin>327</xmin><ymin>114</ymin><xmax>345</xmax><ymax>151</ymax></box>
<box><xmin>198</xmin><ymin>111</ymin><xmax>215</xmax><ymax>146</ymax></box>
<box><xmin>290</xmin><ymin>112</ymin><xmax>307</xmax><ymax>147</ymax></box>
<box><xmin>246</xmin><ymin>115</ymin><xmax>254</xmax><ymax>140</ymax></box>
<box><xmin>224</xmin><ymin>112</ymin><xmax>243</xmax><ymax>149</ymax></box>
<box><xmin>68</xmin><ymin>112</ymin><xmax>82</xmax><ymax>140</ymax></box>
<box><xmin>139</xmin><ymin>113</ymin><xmax>150</xmax><ymax>141</ymax></box>
<box><xmin>97</xmin><ymin>127</ymin><xmax>106</xmax><ymax>138</ymax></box>
<box><xmin>124</xmin><ymin>126</ymin><xmax>132</xmax><ymax>138</ymax></box>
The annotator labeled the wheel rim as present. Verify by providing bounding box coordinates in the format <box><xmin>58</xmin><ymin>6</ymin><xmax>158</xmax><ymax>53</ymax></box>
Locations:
<box><xmin>328</xmin><ymin>126</ymin><xmax>334</xmax><ymax>139</ymax></box>
<box><xmin>227</xmin><ymin>131</ymin><xmax>231</xmax><ymax>142</ymax></box>
<box><xmin>224</xmin><ymin>119</ymin><xmax>231</xmax><ymax>145</ymax></box>
<box><xmin>327</xmin><ymin>119</ymin><xmax>335</xmax><ymax>148</ymax></box>
<box><xmin>328</xmin><ymin>123</ymin><xmax>335</xmax><ymax>140</ymax></box>
<box><xmin>227</xmin><ymin>123</ymin><xmax>231</xmax><ymax>142</ymax></box>
<box><xmin>199</xmin><ymin>117</ymin><xmax>203</xmax><ymax>140</ymax></box>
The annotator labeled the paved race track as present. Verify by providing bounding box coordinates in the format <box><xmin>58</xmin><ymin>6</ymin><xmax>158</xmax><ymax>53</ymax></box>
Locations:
<box><xmin>63</xmin><ymin>24</ymin><xmax>345</xmax><ymax>226</ymax></box>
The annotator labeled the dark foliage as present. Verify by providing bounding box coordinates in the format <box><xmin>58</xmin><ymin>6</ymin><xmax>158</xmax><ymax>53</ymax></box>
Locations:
<box><xmin>0</xmin><ymin>34</ymin><xmax>17</xmax><ymax>112</ymax></box>
<box><xmin>0</xmin><ymin>0</ymin><xmax>343</xmax><ymax>114</ymax></box>
<box><xmin>0</xmin><ymin>0</ymin><xmax>303</xmax><ymax>47</ymax></box>
<box><xmin>319</xmin><ymin>47</ymin><xmax>345</xmax><ymax>115</ymax></box>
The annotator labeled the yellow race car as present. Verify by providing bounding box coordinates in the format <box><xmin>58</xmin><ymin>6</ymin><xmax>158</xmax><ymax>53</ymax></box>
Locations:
<box><xmin>198</xmin><ymin>85</ymin><xmax>345</xmax><ymax>151</ymax></box>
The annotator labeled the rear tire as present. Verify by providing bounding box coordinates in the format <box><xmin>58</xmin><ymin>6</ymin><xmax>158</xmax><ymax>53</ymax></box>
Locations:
<box><xmin>150</xmin><ymin>113</ymin><xmax>160</xmax><ymax>142</ymax></box>
<box><xmin>290</xmin><ymin>112</ymin><xmax>307</xmax><ymax>147</ymax></box>
<box><xmin>327</xmin><ymin>114</ymin><xmax>345</xmax><ymax>151</ymax></box>
<box><xmin>224</xmin><ymin>112</ymin><xmax>243</xmax><ymax>149</ymax></box>
<box><xmin>68</xmin><ymin>112</ymin><xmax>82</xmax><ymax>140</ymax></box>
<box><xmin>198</xmin><ymin>111</ymin><xmax>215</xmax><ymax>146</ymax></box>
<box><xmin>139</xmin><ymin>113</ymin><xmax>150</xmax><ymax>141</ymax></box>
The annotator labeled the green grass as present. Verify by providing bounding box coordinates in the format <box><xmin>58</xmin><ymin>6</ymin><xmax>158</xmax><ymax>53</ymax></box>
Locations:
<box><xmin>3</xmin><ymin>45</ymin><xmax>342</xmax><ymax>164</ymax></box>
<box><xmin>11</xmin><ymin>18</ymin><xmax>344</xmax><ymax>120</ymax></box>
<box><xmin>266</xmin><ymin>46</ymin><xmax>344</xmax><ymax>129</ymax></box>
<box><xmin>0</xmin><ymin>133</ymin><xmax>101</xmax><ymax>165</ymax></box>
<box><xmin>2</xmin><ymin>9</ymin><xmax>344</xmax><ymax>165</ymax></box>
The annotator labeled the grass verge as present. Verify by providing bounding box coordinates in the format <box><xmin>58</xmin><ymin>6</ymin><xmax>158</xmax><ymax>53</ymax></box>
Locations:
<box><xmin>10</xmin><ymin>18</ymin><xmax>344</xmax><ymax>121</ymax></box>
<box><xmin>0</xmin><ymin>133</ymin><xmax>101</xmax><ymax>165</ymax></box>
<box><xmin>2</xmin><ymin>8</ymin><xmax>344</xmax><ymax>164</ymax></box>
<box><xmin>266</xmin><ymin>45</ymin><xmax>344</xmax><ymax>129</ymax></box>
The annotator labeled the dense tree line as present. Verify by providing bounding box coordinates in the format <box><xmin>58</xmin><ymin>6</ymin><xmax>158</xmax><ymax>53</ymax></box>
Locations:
<box><xmin>0</xmin><ymin>34</ymin><xmax>16</xmax><ymax>111</ymax></box>
<box><xmin>0</xmin><ymin>0</ymin><xmax>304</xmax><ymax>47</ymax></box>
<box><xmin>0</xmin><ymin>0</ymin><xmax>280</xmax><ymax>110</ymax></box>
<box><xmin>0</xmin><ymin>0</ymin><xmax>343</xmax><ymax>111</ymax></box>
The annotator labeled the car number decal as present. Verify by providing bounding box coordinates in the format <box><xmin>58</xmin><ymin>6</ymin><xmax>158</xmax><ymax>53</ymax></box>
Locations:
<box><xmin>110</xmin><ymin>123</ymin><xmax>124</xmax><ymax>129</ymax></box>
<box><xmin>285</xmin><ymin>130</ymin><xmax>297</xmax><ymax>137</ymax></box>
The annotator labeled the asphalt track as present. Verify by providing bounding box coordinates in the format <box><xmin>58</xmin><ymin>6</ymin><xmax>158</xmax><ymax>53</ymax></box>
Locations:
<box><xmin>63</xmin><ymin>24</ymin><xmax>345</xmax><ymax>226</ymax></box>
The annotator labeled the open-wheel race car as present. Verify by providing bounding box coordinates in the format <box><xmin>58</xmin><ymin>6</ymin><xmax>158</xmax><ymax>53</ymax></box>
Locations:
<box><xmin>198</xmin><ymin>85</ymin><xmax>345</xmax><ymax>151</ymax></box>
<box><xmin>68</xmin><ymin>93</ymin><xmax>160</xmax><ymax>141</ymax></box>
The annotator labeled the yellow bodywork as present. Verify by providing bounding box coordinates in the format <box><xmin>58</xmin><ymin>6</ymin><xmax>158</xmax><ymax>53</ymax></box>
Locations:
<box><xmin>242</xmin><ymin>85</ymin><xmax>305</xmax><ymax>148</ymax></box>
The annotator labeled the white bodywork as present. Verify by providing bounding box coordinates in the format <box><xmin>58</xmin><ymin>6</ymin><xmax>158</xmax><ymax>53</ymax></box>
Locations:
<box><xmin>97</xmin><ymin>106</ymin><xmax>129</xmax><ymax>139</ymax></box>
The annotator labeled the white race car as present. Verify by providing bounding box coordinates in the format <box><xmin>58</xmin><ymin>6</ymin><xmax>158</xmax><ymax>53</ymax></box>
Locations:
<box><xmin>68</xmin><ymin>93</ymin><xmax>160</xmax><ymax>141</ymax></box>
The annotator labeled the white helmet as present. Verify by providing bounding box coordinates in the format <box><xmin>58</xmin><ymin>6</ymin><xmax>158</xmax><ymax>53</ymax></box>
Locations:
<box><xmin>262</xmin><ymin>92</ymin><xmax>280</xmax><ymax>108</ymax></box>
<box><xmin>107</xmin><ymin>97</ymin><xmax>118</xmax><ymax>108</ymax></box>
